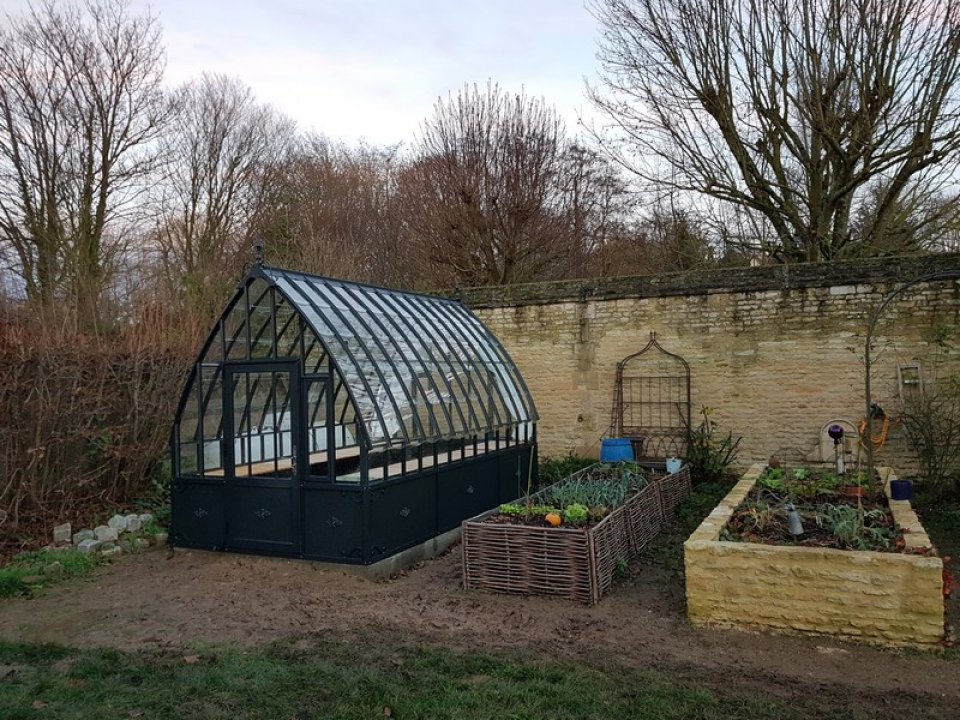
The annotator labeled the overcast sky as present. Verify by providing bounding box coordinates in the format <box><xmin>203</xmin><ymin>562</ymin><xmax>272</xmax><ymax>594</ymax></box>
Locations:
<box><xmin>1</xmin><ymin>0</ymin><xmax>604</xmax><ymax>146</ymax></box>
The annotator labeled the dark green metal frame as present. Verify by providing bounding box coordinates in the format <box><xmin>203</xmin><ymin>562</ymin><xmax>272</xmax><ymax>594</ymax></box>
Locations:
<box><xmin>170</xmin><ymin>265</ymin><xmax>539</xmax><ymax>564</ymax></box>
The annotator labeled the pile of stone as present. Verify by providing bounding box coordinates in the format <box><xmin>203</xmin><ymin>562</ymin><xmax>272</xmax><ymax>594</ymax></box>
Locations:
<box><xmin>51</xmin><ymin>513</ymin><xmax>168</xmax><ymax>558</ymax></box>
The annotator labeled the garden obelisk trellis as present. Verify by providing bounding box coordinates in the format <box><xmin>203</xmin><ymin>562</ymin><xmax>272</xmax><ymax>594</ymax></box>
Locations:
<box><xmin>610</xmin><ymin>332</ymin><xmax>691</xmax><ymax>459</ymax></box>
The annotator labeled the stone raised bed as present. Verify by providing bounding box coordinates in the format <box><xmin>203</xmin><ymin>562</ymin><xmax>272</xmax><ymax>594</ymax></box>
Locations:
<box><xmin>462</xmin><ymin>464</ymin><xmax>690</xmax><ymax>604</ymax></box>
<box><xmin>684</xmin><ymin>463</ymin><xmax>944</xmax><ymax>646</ymax></box>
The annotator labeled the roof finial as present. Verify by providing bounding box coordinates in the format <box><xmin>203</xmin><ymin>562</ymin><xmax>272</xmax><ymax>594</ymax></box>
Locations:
<box><xmin>253</xmin><ymin>239</ymin><xmax>264</xmax><ymax>266</ymax></box>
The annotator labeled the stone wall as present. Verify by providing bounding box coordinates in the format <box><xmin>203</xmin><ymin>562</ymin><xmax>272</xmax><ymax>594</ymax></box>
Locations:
<box><xmin>453</xmin><ymin>255</ymin><xmax>960</xmax><ymax>468</ymax></box>
<box><xmin>683</xmin><ymin>464</ymin><xmax>944</xmax><ymax>646</ymax></box>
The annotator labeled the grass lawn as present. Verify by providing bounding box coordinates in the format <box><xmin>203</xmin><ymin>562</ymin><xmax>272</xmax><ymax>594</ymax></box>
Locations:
<box><xmin>1</xmin><ymin>482</ymin><xmax>954</xmax><ymax>718</ymax></box>
<box><xmin>0</xmin><ymin>550</ymin><xmax>101</xmax><ymax>599</ymax></box>
<box><xmin>0</xmin><ymin>636</ymin><xmax>933</xmax><ymax>720</ymax></box>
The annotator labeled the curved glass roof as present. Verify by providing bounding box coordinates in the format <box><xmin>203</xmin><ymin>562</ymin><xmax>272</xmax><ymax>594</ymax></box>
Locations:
<box><xmin>258</xmin><ymin>265</ymin><xmax>537</xmax><ymax>448</ymax></box>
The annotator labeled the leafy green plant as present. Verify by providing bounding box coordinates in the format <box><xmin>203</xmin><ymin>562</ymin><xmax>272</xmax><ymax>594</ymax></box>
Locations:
<box><xmin>675</xmin><ymin>482</ymin><xmax>731</xmax><ymax>533</ymax></box>
<box><xmin>540</xmin><ymin>463</ymin><xmax>646</xmax><ymax>511</ymax></box>
<box><xmin>792</xmin><ymin>468</ymin><xmax>810</xmax><ymax>482</ymax></box>
<box><xmin>756</xmin><ymin>468</ymin><xmax>785</xmax><ymax>491</ymax></box>
<box><xmin>563</xmin><ymin>503</ymin><xmax>589</xmax><ymax>525</ymax></box>
<box><xmin>538</xmin><ymin>455</ymin><xmax>596</xmax><ymax>487</ymax></box>
<box><xmin>817</xmin><ymin>504</ymin><xmax>897</xmax><ymax>550</ymax></box>
<box><xmin>683</xmin><ymin>406</ymin><xmax>741</xmax><ymax>484</ymax></box>
<box><xmin>615</xmin><ymin>557</ymin><xmax>630</xmax><ymax>578</ymax></box>
<box><xmin>152</xmin><ymin>502</ymin><xmax>171</xmax><ymax>528</ymax></box>
<box><xmin>816</xmin><ymin>473</ymin><xmax>841</xmax><ymax>493</ymax></box>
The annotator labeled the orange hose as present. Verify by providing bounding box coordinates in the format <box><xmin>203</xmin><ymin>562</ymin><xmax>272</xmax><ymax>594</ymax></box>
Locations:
<box><xmin>858</xmin><ymin>415</ymin><xmax>890</xmax><ymax>448</ymax></box>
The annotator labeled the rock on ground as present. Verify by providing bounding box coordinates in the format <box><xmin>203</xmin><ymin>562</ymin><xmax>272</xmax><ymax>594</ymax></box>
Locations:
<box><xmin>95</xmin><ymin>526</ymin><xmax>118</xmax><ymax>543</ymax></box>
<box><xmin>76</xmin><ymin>539</ymin><xmax>101</xmax><ymax>554</ymax></box>
<box><xmin>52</xmin><ymin>523</ymin><xmax>71</xmax><ymax>544</ymax></box>
<box><xmin>72</xmin><ymin>530</ymin><xmax>95</xmax><ymax>545</ymax></box>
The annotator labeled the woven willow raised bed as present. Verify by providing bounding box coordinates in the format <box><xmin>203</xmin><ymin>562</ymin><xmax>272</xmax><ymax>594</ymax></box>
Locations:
<box><xmin>462</xmin><ymin>464</ymin><xmax>691</xmax><ymax>604</ymax></box>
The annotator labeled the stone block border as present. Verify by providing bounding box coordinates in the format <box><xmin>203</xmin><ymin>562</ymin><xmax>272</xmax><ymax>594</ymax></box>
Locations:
<box><xmin>49</xmin><ymin>513</ymin><xmax>168</xmax><ymax>558</ymax></box>
<box><xmin>684</xmin><ymin>463</ymin><xmax>944</xmax><ymax>646</ymax></box>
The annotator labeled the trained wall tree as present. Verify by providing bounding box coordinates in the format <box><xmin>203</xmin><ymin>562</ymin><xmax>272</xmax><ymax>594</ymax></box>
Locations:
<box><xmin>590</xmin><ymin>0</ymin><xmax>960</xmax><ymax>262</ymax></box>
<box><xmin>0</xmin><ymin>0</ymin><xmax>168</xmax><ymax>327</ymax></box>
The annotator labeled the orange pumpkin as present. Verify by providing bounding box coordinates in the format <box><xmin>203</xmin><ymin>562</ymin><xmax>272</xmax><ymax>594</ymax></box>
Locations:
<box><xmin>545</xmin><ymin>513</ymin><xmax>562</xmax><ymax>527</ymax></box>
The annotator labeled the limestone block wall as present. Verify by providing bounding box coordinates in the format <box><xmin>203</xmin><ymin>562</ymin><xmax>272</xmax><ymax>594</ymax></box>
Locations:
<box><xmin>683</xmin><ymin>464</ymin><xmax>944</xmax><ymax>646</ymax></box>
<box><xmin>453</xmin><ymin>255</ymin><xmax>960</xmax><ymax>468</ymax></box>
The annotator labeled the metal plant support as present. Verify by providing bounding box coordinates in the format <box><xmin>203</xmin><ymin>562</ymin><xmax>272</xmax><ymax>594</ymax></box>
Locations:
<box><xmin>611</xmin><ymin>332</ymin><xmax>691</xmax><ymax>459</ymax></box>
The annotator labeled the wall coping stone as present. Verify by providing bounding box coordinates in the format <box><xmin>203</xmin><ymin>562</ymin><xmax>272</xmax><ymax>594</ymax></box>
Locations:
<box><xmin>442</xmin><ymin>254</ymin><xmax>960</xmax><ymax>308</ymax></box>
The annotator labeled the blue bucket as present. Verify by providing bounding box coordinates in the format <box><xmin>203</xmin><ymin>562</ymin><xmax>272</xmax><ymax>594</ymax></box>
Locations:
<box><xmin>890</xmin><ymin>479</ymin><xmax>913</xmax><ymax>501</ymax></box>
<box><xmin>600</xmin><ymin>438</ymin><xmax>634</xmax><ymax>463</ymax></box>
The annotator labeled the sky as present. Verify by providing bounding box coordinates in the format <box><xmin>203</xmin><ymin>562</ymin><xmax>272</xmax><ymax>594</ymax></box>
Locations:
<box><xmin>0</xmin><ymin>0</ymin><xmax>606</xmax><ymax>146</ymax></box>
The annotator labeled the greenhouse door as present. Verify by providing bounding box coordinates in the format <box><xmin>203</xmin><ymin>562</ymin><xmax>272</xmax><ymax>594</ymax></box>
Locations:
<box><xmin>223</xmin><ymin>362</ymin><xmax>302</xmax><ymax>555</ymax></box>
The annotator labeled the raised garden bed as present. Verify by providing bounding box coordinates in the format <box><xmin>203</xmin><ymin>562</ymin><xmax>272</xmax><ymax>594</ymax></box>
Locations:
<box><xmin>462</xmin><ymin>463</ymin><xmax>690</xmax><ymax>604</ymax></box>
<box><xmin>685</xmin><ymin>463</ymin><xmax>944</xmax><ymax>646</ymax></box>
<box><xmin>723</xmin><ymin>465</ymin><xmax>902</xmax><ymax>551</ymax></box>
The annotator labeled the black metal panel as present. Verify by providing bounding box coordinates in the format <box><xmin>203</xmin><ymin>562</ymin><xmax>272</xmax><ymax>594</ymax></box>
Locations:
<box><xmin>367</xmin><ymin>472</ymin><xmax>437</xmax><ymax>561</ymax></box>
<box><xmin>436</xmin><ymin>455</ymin><xmax>501</xmax><ymax>532</ymax></box>
<box><xmin>171</xmin><ymin>481</ymin><xmax>225</xmax><ymax>550</ymax></box>
<box><xmin>302</xmin><ymin>486</ymin><xmax>364</xmax><ymax>562</ymax></box>
<box><xmin>226</xmin><ymin>480</ymin><xmax>299</xmax><ymax>555</ymax></box>
<box><xmin>222</xmin><ymin>362</ymin><xmax>303</xmax><ymax>556</ymax></box>
<box><xmin>497</xmin><ymin>448</ymin><xmax>523</xmax><ymax>502</ymax></box>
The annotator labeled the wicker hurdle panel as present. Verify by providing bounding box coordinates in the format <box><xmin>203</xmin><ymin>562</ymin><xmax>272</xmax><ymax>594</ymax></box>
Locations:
<box><xmin>462</xmin><ymin>504</ymin><xmax>637</xmax><ymax>605</ymax></box>
<box><xmin>655</xmin><ymin>465</ymin><xmax>692</xmax><ymax>516</ymax></box>
<box><xmin>462</xmin><ymin>518</ymin><xmax>597</xmax><ymax>603</ymax></box>
<box><xmin>624</xmin><ymin>482</ymin><xmax>664</xmax><ymax>554</ymax></box>
<box><xmin>589</xmin><ymin>504</ymin><xmax>633</xmax><ymax>601</ymax></box>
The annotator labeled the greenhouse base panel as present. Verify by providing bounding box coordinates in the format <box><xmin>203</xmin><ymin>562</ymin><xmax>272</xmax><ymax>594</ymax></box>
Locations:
<box><xmin>171</xmin><ymin>443</ymin><xmax>536</xmax><ymax>565</ymax></box>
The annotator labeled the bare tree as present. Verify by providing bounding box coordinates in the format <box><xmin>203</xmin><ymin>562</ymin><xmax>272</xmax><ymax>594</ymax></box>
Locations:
<box><xmin>401</xmin><ymin>82</ymin><xmax>588</xmax><ymax>287</ymax></box>
<box><xmin>154</xmin><ymin>74</ymin><xmax>295</xmax><ymax>310</ymax></box>
<box><xmin>256</xmin><ymin>137</ymin><xmax>411</xmax><ymax>288</ymax></box>
<box><xmin>0</xmin><ymin>0</ymin><xmax>167</xmax><ymax>327</ymax></box>
<box><xmin>557</xmin><ymin>143</ymin><xmax>636</xmax><ymax>277</ymax></box>
<box><xmin>590</xmin><ymin>0</ymin><xmax>960</xmax><ymax>262</ymax></box>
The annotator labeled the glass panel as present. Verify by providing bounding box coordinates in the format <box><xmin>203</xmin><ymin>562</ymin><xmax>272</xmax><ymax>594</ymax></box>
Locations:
<box><xmin>177</xmin><ymin>375</ymin><xmax>200</xmax><ymax>476</ymax></box>
<box><xmin>229</xmin><ymin>370</ymin><xmax>294</xmax><ymax>478</ymax></box>
<box><xmin>263</xmin><ymin>267</ymin><xmax>538</xmax><ymax>448</ymax></box>
<box><xmin>200</xmin><ymin>365</ymin><xmax>223</xmax><ymax>475</ymax></box>
<box><xmin>224</xmin><ymin>300</ymin><xmax>248</xmax><ymax>360</ymax></box>
<box><xmin>277</xmin><ymin>275</ymin><xmax>390</xmax><ymax>444</ymax></box>
<box><xmin>305</xmin><ymin>377</ymin><xmax>331</xmax><ymax>481</ymax></box>
<box><xmin>178</xmin><ymin>377</ymin><xmax>200</xmax><ymax>444</ymax></box>
<box><xmin>203</xmin><ymin>323</ymin><xmax>224</xmax><ymax>363</ymax></box>
<box><xmin>247</xmin><ymin>280</ymin><xmax>275</xmax><ymax>359</ymax></box>
<box><xmin>275</xmin><ymin>297</ymin><xmax>300</xmax><ymax>358</ymax></box>
<box><xmin>302</xmin><ymin>326</ymin><xmax>329</xmax><ymax>374</ymax></box>
<box><xmin>179</xmin><ymin>442</ymin><xmax>199</xmax><ymax>475</ymax></box>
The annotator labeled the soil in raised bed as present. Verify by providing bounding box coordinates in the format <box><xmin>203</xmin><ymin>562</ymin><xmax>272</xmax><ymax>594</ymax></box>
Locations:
<box><xmin>721</xmin><ymin>468</ymin><xmax>907</xmax><ymax>553</ymax></box>
<box><xmin>483</xmin><ymin>463</ymin><xmax>661</xmax><ymax>529</ymax></box>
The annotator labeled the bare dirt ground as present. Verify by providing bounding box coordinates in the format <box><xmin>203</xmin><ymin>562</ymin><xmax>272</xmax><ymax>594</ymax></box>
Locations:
<box><xmin>0</xmin><ymin>528</ymin><xmax>957</xmax><ymax>716</ymax></box>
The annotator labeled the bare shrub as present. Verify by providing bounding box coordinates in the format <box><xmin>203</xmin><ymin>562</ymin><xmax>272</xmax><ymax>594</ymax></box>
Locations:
<box><xmin>898</xmin><ymin>325</ymin><xmax>960</xmax><ymax>499</ymax></box>
<box><xmin>0</xmin><ymin>311</ymin><xmax>192</xmax><ymax>545</ymax></box>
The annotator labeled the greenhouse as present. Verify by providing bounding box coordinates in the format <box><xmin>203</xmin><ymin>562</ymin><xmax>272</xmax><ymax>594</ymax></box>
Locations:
<box><xmin>170</xmin><ymin>264</ymin><xmax>538</xmax><ymax>565</ymax></box>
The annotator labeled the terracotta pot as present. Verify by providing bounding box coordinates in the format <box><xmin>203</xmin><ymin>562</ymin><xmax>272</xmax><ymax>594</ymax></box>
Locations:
<box><xmin>840</xmin><ymin>485</ymin><xmax>865</xmax><ymax>498</ymax></box>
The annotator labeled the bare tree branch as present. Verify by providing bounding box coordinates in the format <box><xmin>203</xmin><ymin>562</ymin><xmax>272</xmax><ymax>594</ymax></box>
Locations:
<box><xmin>590</xmin><ymin>0</ymin><xmax>960</xmax><ymax>261</ymax></box>
<box><xmin>0</xmin><ymin>0</ymin><xmax>168</xmax><ymax>328</ymax></box>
